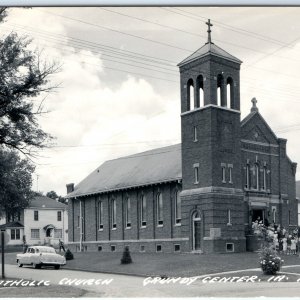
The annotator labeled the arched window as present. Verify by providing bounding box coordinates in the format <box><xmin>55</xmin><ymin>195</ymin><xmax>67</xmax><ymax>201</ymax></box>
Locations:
<box><xmin>217</xmin><ymin>74</ymin><xmax>226</xmax><ymax>107</ymax></box>
<box><xmin>195</xmin><ymin>75</ymin><xmax>204</xmax><ymax>108</ymax></box>
<box><xmin>262</xmin><ymin>164</ymin><xmax>267</xmax><ymax>191</ymax></box>
<box><xmin>98</xmin><ymin>200</ymin><xmax>103</xmax><ymax>230</ymax></box>
<box><xmin>227</xmin><ymin>77</ymin><xmax>234</xmax><ymax>109</ymax></box>
<box><xmin>245</xmin><ymin>163</ymin><xmax>250</xmax><ymax>189</ymax></box>
<box><xmin>111</xmin><ymin>198</ymin><xmax>117</xmax><ymax>229</ymax></box>
<box><xmin>187</xmin><ymin>79</ymin><xmax>194</xmax><ymax>111</ymax></box>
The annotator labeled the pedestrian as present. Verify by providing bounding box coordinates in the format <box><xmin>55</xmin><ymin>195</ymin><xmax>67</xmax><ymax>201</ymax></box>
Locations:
<box><xmin>291</xmin><ymin>237</ymin><xmax>297</xmax><ymax>255</ymax></box>
<box><xmin>282</xmin><ymin>236</ymin><xmax>287</xmax><ymax>255</ymax></box>
<box><xmin>59</xmin><ymin>239</ymin><xmax>65</xmax><ymax>252</ymax></box>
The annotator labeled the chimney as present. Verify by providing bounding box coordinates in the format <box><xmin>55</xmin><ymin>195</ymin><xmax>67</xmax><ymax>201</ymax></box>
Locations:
<box><xmin>66</xmin><ymin>183</ymin><xmax>74</xmax><ymax>194</ymax></box>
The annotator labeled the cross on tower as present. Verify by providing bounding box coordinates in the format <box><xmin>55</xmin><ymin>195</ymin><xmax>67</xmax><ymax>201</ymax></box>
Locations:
<box><xmin>251</xmin><ymin>97</ymin><xmax>258</xmax><ymax>112</ymax></box>
<box><xmin>206</xmin><ymin>19</ymin><xmax>213</xmax><ymax>44</ymax></box>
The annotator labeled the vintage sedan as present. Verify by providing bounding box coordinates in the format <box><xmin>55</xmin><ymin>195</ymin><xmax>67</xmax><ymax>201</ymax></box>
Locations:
<box><xmin>16</xmin><ymin>246</ymin><xmax>66</xmax><ymax>269</ymax></box>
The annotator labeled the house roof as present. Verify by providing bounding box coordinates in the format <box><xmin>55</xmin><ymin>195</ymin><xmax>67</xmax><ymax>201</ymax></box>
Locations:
<box><xmin>178</xmin><ymin>42</ymin><xmax>242</xmax><ymax>66</ymax></box>
<box><xmin>0</xmin><ymin>221</ymin><xmax>24</xmax><ymax>229</ymax></box>
<box><xmin>29</xmin><ymin>196</ymin><xmax>67</xmax><ymax>209</ymax></box>
<box><xmin>67</xmin><ymin>144</ymin><xmax>182</xmax><ymax>198</ymax></box>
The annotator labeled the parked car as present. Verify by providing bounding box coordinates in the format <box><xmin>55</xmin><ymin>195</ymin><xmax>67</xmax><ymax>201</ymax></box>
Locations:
<box><xmin>16</xmin><ymin>246</ymin><xmax>66</xmax><ymax>269</ymax></box>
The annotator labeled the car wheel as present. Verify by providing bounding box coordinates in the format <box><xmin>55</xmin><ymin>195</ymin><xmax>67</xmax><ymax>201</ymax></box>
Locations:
<box><xmin>17</xmin><ymin>260</ymin><xmax>23</xmax><ymax>267</ymax></box>
<box><xmin>54</xmin><ymin>265</ymin><xmax>60</xmax><ymax>270</ymax></box>
<box><xmin>32</xmin><ymin>263</ymin><xmax>41</xmax><ymax>269</ymax></box>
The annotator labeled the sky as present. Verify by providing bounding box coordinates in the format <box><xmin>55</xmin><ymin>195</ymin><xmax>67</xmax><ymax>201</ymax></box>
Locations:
<box><xmin>2</xmin><ymin>7</ymin><xmax>300</xmax><ymax>196</ymax></box>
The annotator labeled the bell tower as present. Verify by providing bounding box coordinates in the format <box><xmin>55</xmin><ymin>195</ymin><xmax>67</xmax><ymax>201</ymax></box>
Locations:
<box><xmin>179</xmin><ymin>20</ymin><xmax>246</xmax><ymax>253</ymax></box>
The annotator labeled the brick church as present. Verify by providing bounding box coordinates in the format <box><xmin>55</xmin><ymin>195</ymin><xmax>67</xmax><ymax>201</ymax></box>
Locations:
<box><xmin>66</xmin><ymin>20</ymin><xmax>298</xmax><ymax>253</ymax></box>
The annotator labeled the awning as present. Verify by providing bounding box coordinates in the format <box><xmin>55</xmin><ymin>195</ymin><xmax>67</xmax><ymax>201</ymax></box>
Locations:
<box><xmin>43</xmin><ymin>224</ymin><xmax>56</xmax><ymax>230</ymax></box>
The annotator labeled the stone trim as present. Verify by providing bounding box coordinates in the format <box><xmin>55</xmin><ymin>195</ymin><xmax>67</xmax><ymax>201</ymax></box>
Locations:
<box><xmin>203</xmin><ymin>236</ymin><xmax>246</xmax><ymax>241</ymax></box>
<box><xmin>241</xmin><ymin>139</ymin><xmax>279</xmax><ymax>148</ymax></box>
<box><xmin>241</xmin><ymin>148</ymin><xmax>279</xmax><ymax>157</ymax></box>
<box><xmin>68</xmin><ymin>237</ymin><xmax>189</xmax><ymax>245</ymax></box>
<box><xmin>180</xmin><ymin>186</ymin><xmax>243</xmax><ymax>197</ymax></box>
<box><xmin>181</xmin><ymin>104</ymin><xmax>240</xmax><ymax>117</ymax></box>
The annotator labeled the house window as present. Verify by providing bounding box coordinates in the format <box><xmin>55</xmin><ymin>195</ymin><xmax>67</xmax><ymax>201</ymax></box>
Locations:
<box><xmin>156</xmin><ymin>192</ymin><xmax>163</xmax><ymax>226</ymax></box>
<box><xmin>140</xmin><ymin>195</ymin><xmax>147</xmax><ymax>227</ymax></box>
<box><xmin>228</xmin><ymin>164</ymin><xmax>233</xmax><ymax>184</ymax></box>
<box><xmin>221</xmin><ymin>164</ymin><xmax>226</xmax><ymax>183</ymax></box>
<box><xmin>125</xmin><ymin>197</ymin><xmax>131</xmax><ymax>228</ymax></box>
<box><xmin>175</xmin><ymin>191</ymin><xmax>181</xmax><ymax>225</ymax></box>
<box><xmin>31</xmin><ymin>229</ymin><xmax>40</xmax><ymax>239</ymax></box>
<box><xmin>34</xmin><ymin>211</ymin><xmax>39</xmax><ymax>221</ymax></box>
<box><xmin>193</xmin><ymin>126</ymin><xmax>198</xmax><ymax>142</ymax></box>
<box><xmin>57</xmin><ymin>211</ymin><xmax>62</xmax><ymax>221</ymax></box>
<box><xmin>111</xmin><ymin>198</ymin><xmax>117</xmax><ymax>229</ymax></box>
<box><xmin>98</xmin><ymin>201</ymin><xmax>103</xmax><ymax>230</ymax></box>
<box><xmin>54</xmin><ymin>229</ymin><xmax>62</xmax><ymax>239</ymax></box>
<box><xmin>227</xmin><ymin>209</ymin><xmax>232</xmax><ymax>225</ymax></box>
<box><xmin>11</xmin><ymin>229</ymin><xmax>20</xmax><ymax>240</ymax></box>
<box><xmin>194</xmin><ymin>164</ymin><xmax>199</xmax><ymax>184</ymax></box>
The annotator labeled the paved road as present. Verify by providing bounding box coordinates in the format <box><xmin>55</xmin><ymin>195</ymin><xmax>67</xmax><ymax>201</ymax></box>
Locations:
<box><xmin>4</xmin><ymin>264</ymin><xmax>300</xmax><ymax>297</ymax></box>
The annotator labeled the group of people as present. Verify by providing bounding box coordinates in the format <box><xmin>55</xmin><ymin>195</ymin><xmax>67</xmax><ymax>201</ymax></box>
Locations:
<box><xmin>22</xmin><ymin>238</ymin><xmax>66</xmax><ymax>253</ymax></box>
<box><xmin>252</xmin><ymin>218</ymin><xmax>300</xmax><ymax>255</ymax></box>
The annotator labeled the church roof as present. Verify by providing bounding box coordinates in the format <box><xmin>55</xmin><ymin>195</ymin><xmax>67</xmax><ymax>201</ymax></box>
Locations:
<box><xmin>67</xmin><ymin>144</ymin><xmax>182</xmax><ymax>198</ymax></box>
<box><xmin>178</xmin><ymin>42</ymin><xmax>242</xmax><ymax>67</ymax></box>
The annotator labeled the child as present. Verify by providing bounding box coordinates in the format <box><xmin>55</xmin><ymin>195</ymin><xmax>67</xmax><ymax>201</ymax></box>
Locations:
<box><xmin>287</xmin><ymin>235</ymin><xmax>292</xmax><ymax>255</ymax></box>
<box><xmin>291</xmin><ymin>237</ymin><xmax>297</xmax><ymax>255</ymax></box>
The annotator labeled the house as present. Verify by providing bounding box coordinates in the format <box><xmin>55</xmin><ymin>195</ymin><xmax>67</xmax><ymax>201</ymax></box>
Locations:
<box><xmin>0</xmin><ymin>195</ymin><xmax>68</xmax><ymax>247</ymax></box>
<box><xmin>66</xmin><ymin>20</ymin><xmax>298</xmax><ymax>253</ymax></box>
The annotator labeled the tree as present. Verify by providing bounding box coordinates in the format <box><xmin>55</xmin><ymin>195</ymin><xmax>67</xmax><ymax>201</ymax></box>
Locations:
<box><xmin>0</xmin><ymin>8</ymin><xmax>60</xmax><ymax>157</ymax></box>
<box><xmin>0</xmin><ymin>149</ymin><xmax>35</xmax><ymax>215</ymax></box>
<box><xmin>46</xmin><ymin>191</ymin><xmax>67</xmax><ymax>204</ymax></box>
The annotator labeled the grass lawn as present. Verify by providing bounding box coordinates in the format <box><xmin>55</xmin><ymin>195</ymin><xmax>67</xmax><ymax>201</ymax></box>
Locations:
<box><xmin>4</xmin><ymin>251</ymin><xmax>300</xmax><ymax>277</ymax></box>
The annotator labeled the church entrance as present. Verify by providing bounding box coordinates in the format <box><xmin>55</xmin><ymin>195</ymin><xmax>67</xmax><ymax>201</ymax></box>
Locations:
<box><xmin>192</xmin><ymin>212</ymin><xmax>201</xmax><ymax>251</ymax></box>
<box><xmin>251</xmin><ymin>209</ymin><xmax>266</xmax><ymax>224</ymax></box>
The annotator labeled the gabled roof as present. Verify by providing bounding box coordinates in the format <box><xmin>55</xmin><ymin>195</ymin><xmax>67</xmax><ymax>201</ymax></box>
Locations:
<box><xmin>67</xmin><ymin>144</ymin><xmax>182</xmax><ymax>198</ymax></box>
<box><xmin>241</xmin><ymin>110</ymin><xmax>278</xmax><ymax>142</ymax></box>
<box><xmin>29</xmin><ymin>196</ymin><xmax>67</xmax><ymax>209</ymax></box>
<box><xmin>0</xmin><ymin>221</ymin><xmax>24</xmax><ymax>229</ymax></box>
<box><xmin>178</xmin><ymin>42</ymin><xmax>242</xmax><ymax>66</ymax></box>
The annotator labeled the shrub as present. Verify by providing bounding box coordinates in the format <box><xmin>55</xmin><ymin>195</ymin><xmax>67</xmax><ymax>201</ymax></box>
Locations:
<box><xmin>121</xmin><ymin>246</ymin><xmax>132</xmax><ymax>264</ymax></box>
<box><xmin>259</xmin><ymin>246</ymin><xmax>284</xmax><ymax>275</ymax></box>
<box><xmin>64</xmin><ymin>249</ymin><xmax>74</xmax><ymax>260</ymax></box>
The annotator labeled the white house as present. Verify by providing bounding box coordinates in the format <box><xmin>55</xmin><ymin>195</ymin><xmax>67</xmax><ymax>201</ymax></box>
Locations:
<box><xmin>0</xmin><ymin>196</ymin><xmax>68</xmax><ymax>247</ymax></box>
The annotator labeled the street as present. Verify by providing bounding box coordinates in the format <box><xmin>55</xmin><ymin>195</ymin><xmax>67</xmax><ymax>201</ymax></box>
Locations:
<box><xmin>4</xmin><ymin>264</ymin><xmax>300</xmax><ymax>297</ymax></box>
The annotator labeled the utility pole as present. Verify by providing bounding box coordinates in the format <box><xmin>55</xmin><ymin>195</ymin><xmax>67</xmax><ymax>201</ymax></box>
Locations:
<box><xmin>1</xmin><ymin>229</ymin><xmax>5</xmax><ymax>279</ymax></box>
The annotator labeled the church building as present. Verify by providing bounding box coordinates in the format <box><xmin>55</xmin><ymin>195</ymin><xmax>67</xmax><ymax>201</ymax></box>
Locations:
<box><xmin>66</xmin><ymin>20</ymin><xmax>298</xmax><ymax>253</ymax></box>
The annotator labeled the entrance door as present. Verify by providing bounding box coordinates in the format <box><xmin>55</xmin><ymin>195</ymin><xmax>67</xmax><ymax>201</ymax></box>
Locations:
<box><xmin>192</xmin><ymin>212</ymin><xmax>201</xmax><ymax>251</ymax></box>
<box><xmin>252</xmin><ymin>209</ymin><xmax>264</xmax><ymax>223</ymax></box>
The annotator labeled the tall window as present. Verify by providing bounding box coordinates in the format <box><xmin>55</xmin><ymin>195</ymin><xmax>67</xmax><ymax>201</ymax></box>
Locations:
<box><xmin>98</xmin><ymin>201</ymin><xmax>103</xmax><ymax>230</ymax></box>
<box><xmin>125</xmin><ymin>197</ymin><xmax>131</xmax><ymax>228</ymax></box>
<box><xmin>227</xmin><ymin>77</ymin><xmax>234</xmax><ymax>109</ymax></box>
<box><xmin>111</xmin><ymin>198</ymin><xmax>117</xmax><ymax>229</ymax></box>
<box><xmin>228</xmin><ymin>164</ymin><xmax>233</xmax><ymax>184</ymax></box>
<box><xmin>193</xmin><ymin>126</ymin><xmax>198</xmax><ymax>142</ymax></box>
<box><xmin>140</xmin><ymin>195</ymin><xmax>147</xmax><ymax>227</ymax></box>
<box><xmin>255</xmin><ymin>164</ymin><xmax>259</xmax><ymax>190</ymax></box>
<box><xmin>221</xmin><ymin>164</ymin><xmax>226</xmax><ymax>183</ymax></box>
<box><xmin>57</xmin><ymin>211</ymin><xmax>62</xmax><ymax>221</ymax></box>
<box><xmin>156</xmin><ymin>192</ymin><xmax>163</xmax><ymax>226</ymax></box>
<box><xmin>194</xmin><ymin>165</ymin><xmax>199</xmax><ymax>184</ymax></box>
<box><xmin>11</xmin><ymin>229</ymin><xmax>20</xmax><ymax>240</ymax></box>
<box><xmin>272</xmin><ymin>207</ymin><xmax>276</xmax><ymax>223</ymax></box>
<box><xmin>227</xmin><ymin>209</ymin><xmax>231</xmax><ymax>225</ymax></box>
<box><xmin>262</xmin><ymin>166</ymin><xmax>267</xmax><ymax>190</ymax></box>
<box><xmin>196</xmin><ymin>75</ymin><xmax>204</xmax><ymax>108</ymax></box>
<box><xmin>34</xmin><ymin>211</ymin><xmax>39</xmax><ymax>221</ymax></box>
<box><xmin>245</xmin><ymin>164</ymin><xmax>250</xmax><ymax>189</ymax></box>
<box><xmin>175</xmin><ymin>191</ymin><xmax>181</xmax><ymax>225</ymax></box>
<box><xmin>217</xmin><ymin>74</ymin><xmax>225</xmax><ymax>107</ymax></box>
